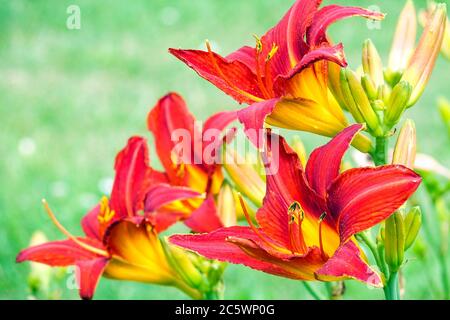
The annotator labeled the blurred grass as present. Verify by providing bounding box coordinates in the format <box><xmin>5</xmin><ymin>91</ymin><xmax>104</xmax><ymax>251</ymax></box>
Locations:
<box><xmin>0</xmin><ymin>0</ymin><xmax>449</xmax><ymax>299</ymax></box>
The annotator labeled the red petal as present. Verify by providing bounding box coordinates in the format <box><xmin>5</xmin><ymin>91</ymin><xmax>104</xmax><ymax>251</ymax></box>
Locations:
<box><xmin>202</xmin><ymin>110</ymin><xmax>237</xmax><ymax>135</ymax></box>
<box><xmin>184</xmin><ymin>196</ymin><xmax>223</xmax><ymax>233</ymax></box>
<box><xmin>76</xmin><ymin>257</ymin><xmax>108</xmax><ymax>300</ymax></box>
<box><xmin>315</xmin><ymin>241</ymin><xmax>382</xmax><ymax>287</ymax></box>
<box><xmin>273</xmin><ymin>44</ymin><xmax>347</xmax><ymax>94</ymax></box>
<box><xmin>169</xmin><ymin>226</ymin><xmax>322</xmax><ymax>280</ymax></box>
<box><xmin>256</xmin><ymin>133</ymin><xmax>327</xmax><ymax>249</ymax></box>
<box><xmin>147</xmin><ymin>93</ymin><xmax>202</xmax><ymax>181</ymax></box>
<box><xmin>144</xmin><ymin>183</ymin><xmax>202</xmax><ymax>212</ymax></box>
<box><xmin>226</xmin><ymin>46</ymin><xmax>258</xmax><ymax>73</ymax></box>
<box><xmin>306</xmin><ymin>124</ymin><xmax>363</xmax><ymax>198</ymax></box>
<box><xmin>327</xmin><ymin>166</ymin><xmax>422</xmax><ymax>242</ymax></box>
<box><xmin>110</xmin><ymin>136</ymin><xmax>151</xmax><ymax>219</ymax></box>
<box><xmin>169</xmin><ymin>49</ymin><xmax>263</xmax><ymax>104</ymax></box>
<box><xmin>81</xmin><ymin>205</ymin><xmax>101</xmax><ymax>240</ymax></box>
<box><xmin>16</xmin><ymin>238</ymin><xmax>105</xmax><ymax>266</ymax></box>
<box><xmin>261</xmin><ymin>0</ymin><xmax>322</xmax><ymax>77</ymax></box>
<box><xmin>237</xmin><ymin>99</ymin><xmax>280</xmax><ymax>147</ymax></box>
<box><xmin>307</xmin><ymin>5</ymin><xmax>385</xmax><ymax>46</ymax></box>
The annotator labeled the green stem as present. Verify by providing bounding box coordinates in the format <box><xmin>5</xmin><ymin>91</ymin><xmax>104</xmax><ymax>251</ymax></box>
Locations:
<box><xmin>204</xmin><ymin>283</ymin><xmax>224</xmax><ymax>300</ymax></box>
<box><xmin>302</xmin><ymin>282</ymin><xmax>325</xmax><ymax>300</ymax></box>
<box><xmin>370</xmin><ymin>137</ymin><xmax>388</xmax><ymax>166</ymax></box>
<box><xmin>357</xmin><ymin>232</ymin><xmax>384</xmax><ymax>272</ymax></box>
<box><xmin>385</xmin><ymin>271</ymin><xmax>400</xmax><ymax>300</ymax></box>
<box><xmin>438</xmin><ymin>253</ymin><xmax>450</xmax><ymax>299</ymax></box>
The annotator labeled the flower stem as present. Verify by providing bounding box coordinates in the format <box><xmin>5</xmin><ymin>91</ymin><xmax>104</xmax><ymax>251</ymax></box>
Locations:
<box><xmin>302</xmin><ymin>282</ymin><xmax>325</xmax><ymax>300</ymax></box>
<box><xmin>370</xmin><ymin>137</ymin><xmax>388</xmax><ymax>166</ymax></box>
<box><xmin>385</xmin><ymin>271</ymin><xmax>400</xmax><ymax>300</ymax></box>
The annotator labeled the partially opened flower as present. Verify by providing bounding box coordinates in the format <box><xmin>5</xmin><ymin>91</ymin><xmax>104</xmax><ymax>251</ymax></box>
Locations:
<box><xmin>17</xmin><ymin>137</ymin><xmax>205</xmax><ymax>299</ymax></box>
<box><xmin>146</xmin><ymin>93</ymin><xmax>238</xmax><ymax>232</ymax></box>
<box><xmin>170</xmin><ymin>124</ymin><xmax>421</xmax><ymax>286</ymax></box>
<box><xmin>170</xmin><ymin>0</ymin><xmax>384</xmax><ymax>152</ymax></box>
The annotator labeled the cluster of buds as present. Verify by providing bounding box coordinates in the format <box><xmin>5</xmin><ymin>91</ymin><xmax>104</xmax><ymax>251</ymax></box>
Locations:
<box><xmin>330</xmin><ymin>1</ymin><xmax>447</xmax><ymax>136</ymax></box>
<box><xmin>378</xmin><ymin>119</ymin><xmax>421</xmax><ymax>274</ymax></box>
<box><xmin>162</xmin><ymin>240</ymin><xmax>226</xmax><ymax>299</ymax></box>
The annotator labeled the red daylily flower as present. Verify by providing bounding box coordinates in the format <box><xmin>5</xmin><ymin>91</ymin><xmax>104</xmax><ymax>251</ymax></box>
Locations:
<box><xmin>17</xmin><ymin>137</ymin><xmax>203</xmax><ymax>299</ymax></box>
<box><xmin>146</xmin><ymin>92</ymin><xmax>237</xmax><ymax>232</ymax></box>
<box><xmin>170</xmin><ymin>0</ymin><xmax>384</xmax><ymax>152</ymax></box>
<box><xmin>170</xmin><ymin>124</ymin><xmax>421</xmax><ymax>285</ymax></box>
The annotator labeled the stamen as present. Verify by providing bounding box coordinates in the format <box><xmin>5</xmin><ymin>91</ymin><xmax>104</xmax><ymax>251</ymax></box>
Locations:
<box><xmin>98</xmin><ymin>196</ymin><xmax>115</xmax><ymax>224</ymax></box>
<box><xmin>264</xmin><ymin>44</ymin><xmax>278</xmax><ymax>97</ymax></box>
<box><xmin>288</xmin><ymin>201</ymin><xmax>308</xmax><ymax>254</ymax></box>
<box><xmin>205</xmin><ymin>40</ymin><xmax>264</xmax><ymax>103</ymax></box>
<box><xmin>237</xmin><ymin>193</ymin><xmax>283</xmax><ymax>252</ymax></box>
<box><xmin>42</xmin><ymin>199</ymin><xmax>109</xmax><ymax>257</ymax></box>
<box><xmin>252</xmin><ymin>36</ymin><xmax>272</xmax><ymax>99</ymax></box>
<box><xmin>318</xmin><ymin>212</ymin><xmax>328</xmax><ymax>261</ymax></box>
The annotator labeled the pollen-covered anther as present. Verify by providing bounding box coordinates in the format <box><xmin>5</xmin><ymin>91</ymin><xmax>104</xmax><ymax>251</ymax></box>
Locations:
<box><xmin>98</xmin><ymin>196</ymin><xmax>116</xmax><ymax>224</ymax></box>
<box><xmin>288</xmin><ymin>201</ymin><xmax>308</xmax><ymax>254</ymax></box>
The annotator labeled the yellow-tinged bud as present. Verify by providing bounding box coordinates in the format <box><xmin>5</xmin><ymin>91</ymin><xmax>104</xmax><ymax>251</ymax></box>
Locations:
<box><xmin>385</xmin><ymin>81</ymin><xmax>413</xmax><ymax>128</ymax></box>
<box><xmin>328</xmin><ymin>62</ymin><xmax>348</xmax><ymax>110</ymax></box>
<box><xmin>404</xmin><ymin>206</ymin><xmax>422</xmax><ymax>251</ymax></box>
<box><xmin>378</xmin><ymin>84</ymin><xmax>392</xmax><ymax>107</ymax></box>
<box><xmin>27</xmin><ymin>231</ymin><xmax>52</xmax><ymax>295</ymax></box>
<box><xmin>438</xmin><ymin>97</ymin><xmax>450</xmax><ymax>136</ymax></box>
<box><xmin>420</xmin><ymin>1</ymin><xmax>450</xmax><ymax>61</ymax></box>
<box><xmin>291</xmin><ymin>136</ymin><xmax>307</xmax><ymax>167</ymax></box>
<box><xmin>362</xmin><ymin>39</ymin><xmax>384</xmax><ymax>88</ymax></box>
<box><xmin>385</xmin><ymin>211</ymin><xmax>406</xmax><ymax>273</ymax></box>
<box><xmin>384</xmin><ymin>69</ymin><xmax>403</xmax><ymax>88</ymax></box>
<box><xmin>389</xmin><ymin>0</ymin><xmax>417</xmax><ymax>72</ymax></box>
<box><xmin>341</xmin><ymin>69</ymin><xmax>383</xmax><ymax>136</ymax></box>
<box><xmin>402</xmin><ymin>3</ymin><xmax>447</xmax><ymax>107</ymax></box>
<box><xmin>392</xmin><ymin>119</ymin><xmax>416</xmax><ymax>169</ymax></box>
<box><xmin>163</xmin><ymin>240</ymin><xmax>205</xmax><ymax>290</ymax></box>
<box><xmin>361</xmin><ymin>74</ymin><xmax>378</xmax><ymax>100</ymax></box>
<box><xmin>217</xmin><ymin>182</ymin><xmax>237</xmax><ymax>227</ymax></box>
<box><xmin>223</xmin><ymin>149</ymin><xmax>265</xmax><ymax>207</ymax></box>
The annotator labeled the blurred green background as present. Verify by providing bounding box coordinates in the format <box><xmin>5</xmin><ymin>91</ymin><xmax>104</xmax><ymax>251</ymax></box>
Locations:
<box><xmin>1</xmin><ymin>0</ymin><xmax>449</xmax><ymax>299</ymax></box>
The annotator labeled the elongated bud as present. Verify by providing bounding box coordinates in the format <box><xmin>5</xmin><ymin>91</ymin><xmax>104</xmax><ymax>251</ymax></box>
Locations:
<box><xmin>392</xmin><ymin>119</ymin><xmax>416</xmax><ymax>169</ymax></box>
<box><xmin>361</xmin><ymin>74</ymin><xmax>378</xmax><ymax>100</ymax></box>
<box><xmin>389</xmin><ymin>0</ymin><xmax>417</xmax><ymax>72</ymax></box>
<box><xmin>385</xmin><ymin>211</ymin><xmax>406</xmax><ymax>273</ymax></box>
<box><xmin>402</xmin><ymin>4</ymin><xmax>447</xmax><ymax>107</ymax></box>
<box><xmin>291</xmin><ymin>136</ymin><xmax>307</xmax><ymax>167</ymax></box>
<box><xmin>328</xmin><ymin>62</ymin><xmax>348</xmax><ymax>110</ymax></box>
<box><xmin>438</xmin><ymin>97</ymin><xmax>450</xmax><ymax>136</ymax></box>
<box><xmin>362</xmin><ymin>39</ymin><xmax>384</xmax><ymax>88</ymax></box>
<box><xmin>385</xmin><ymin>81</ymin><xmax>413</xmax><ymax>128</ymax></box>
<box><xmin>378</xmin><ymin>84</ymin><xmax>392</xmax><ymax>107</ymax></box>
<box><xmin>217</xmin><ymin>182</ymin><xmax>237</xmax><ymax>227</ymax></box>
<box><xmin>420</xmin><ymin>1</ymin><xmax>450</xmax><ymax>61</ymax></box>
<box><xmin>341</xmin><ymin>69</ymin><xmax>383</xmax><ymax>136</ymax></box>
<box><xmin>223</xmin><ymin>149</ymin><xmax>265</xmax><ymax>207</ymax></box>
<box><xmin>163</xmin><ymin>240</ymin><xmax>205</xmax><ymax>290</ymax></box>
<box><xmin>404</xmin><ymin>206</ymin><xmax>422</xmax><ymax>251</ymax></box>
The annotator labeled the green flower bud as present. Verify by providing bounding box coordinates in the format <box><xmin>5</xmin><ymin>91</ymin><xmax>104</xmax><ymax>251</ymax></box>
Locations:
<box><xmin>404</xmin><ymin>206</ymin><xmax>422</xmax><ymax>251</ymax></box>
<box><xmin>385</xmin><ymin>81</ymin><xmax>413</xmax><ymax>128</ymax></box>
<box><xmin>361</xmin><ymin>74</ymin><xmax>378</xmax><ymax>100</ymax></box>
<box><xmin>362</xmin><ymin>39</ymin><xmax>384</xmax><ymax>88</ymax></box>
<box><xmin>340</xmin><ymin>69</ymin><xmax>383</xmax><ymax>136</ymax></box>
<box><xmin>385</xmin><ymin>211</ymin><xmax>406</xmax><ymax>273</ymax></box>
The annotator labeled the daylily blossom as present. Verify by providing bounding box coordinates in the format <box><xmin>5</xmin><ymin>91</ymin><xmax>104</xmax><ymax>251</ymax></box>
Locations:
<box><xmin>170</xmin><ymin>0</ymin><xmax>384</xmax><ymax>152</ymax></box>
<box><xmin>146</xmin><ymin>92</ymin><xmax>238</xmax><ymax>232</ymax></box>
<box><xmin>170</xmin><ymin>124</ymin><xmax>421</xmax><ymax>285</ymax></box>
<box><xmin>17</xmin><ymin>137</ymin><xmax>206</xmax><ymax>299</ymax></box>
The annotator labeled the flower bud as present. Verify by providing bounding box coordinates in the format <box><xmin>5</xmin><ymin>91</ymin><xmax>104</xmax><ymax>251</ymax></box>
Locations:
<box><xmin>361</xmin><ymin>74</ymin><xmax>378</xmax><ymax>100</ymax></box>
<box><xmin>27</xmin><ymin>231</ymin><xmax>52</xmax><ymax>295</ymax></box>
<box><xmin>217</xmin><ymin>182</ymin><xmax>237</xmax><ymax>227</ymax></box>
<box><xmin>163</xmin><ymin>240</ymin><xmax>205</xmax><ymax>290</ymax></box>
<box><xmin>362</xmin><ymin>39</ymin><xmax>384</xmax><ymax>88</ymax></box>
<box><xmin>404</xmin><ymin>206</ymin><xmax>422</xmax><ymax>251</ymax></box>
<box><xmin>385</xmin><ymin>211</ymin><xmax>406</xmax><ymax>273</ymax></box>
<box><xmin>388</xmin><ymin>0</ymin><xmax>417</xmax><ymax>72</ymax></box>
<box><xmin>402</xmin><ymin>3</ymin><xmax>447</xmax><ymax>107</ymax></box>
<box><xmin>392</xmin><ymin>119</ymin><xmax>416</xmax><ymax>169</ymax></box>
<box><xmin>420</xmin><ymin>1</ymin><xmax>450</xmax><ymax>61</ymax></box>
<box><xmin>385</xmin><ymin>82</ymin><xmax>413</xmax><ymax>128</ymax></box>
<box><xmin>223</xmin><ymin>149</ymin><xmax>265</xmax><ymax>207</ymax></box>
<box><xmin>340</xmin><ymin>69</ymin><xmax>383</xmax><ymax>136</ymax></box>
<box><xmin>438</xmin><ymin>97</ymin><xmax>450</xmax><ymax>136</ymax></box>
<box><xmin>328</xmin><ymin>62</ymin><xmax>348</xmax><ymax>110</ymax></box>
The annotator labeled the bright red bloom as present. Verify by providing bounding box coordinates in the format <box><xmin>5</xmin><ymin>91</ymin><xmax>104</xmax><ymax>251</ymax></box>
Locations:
<box><xmin>170</xmin><ymin>0</ymin><xmax>383</xmax><ymax>151</ymax></box>
<box><xmin>170</xmin><ymin>124</ymin><xmax>421</xmax><ymax>285</ymax></box>
<box><xmin>17</xmin><ymin>137</ymin><xmax>203</xmax><ymax>299</ymax></box>
<box><xmin>146</xmin><ymin>92</ymin><xmax>237</xmax><ymax>232</ymax></box>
